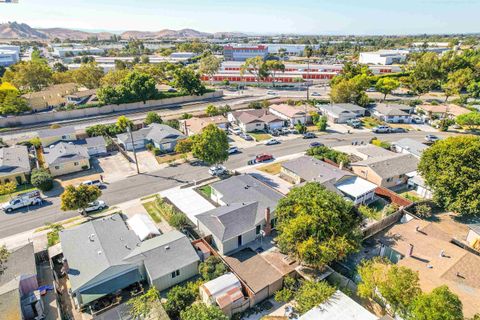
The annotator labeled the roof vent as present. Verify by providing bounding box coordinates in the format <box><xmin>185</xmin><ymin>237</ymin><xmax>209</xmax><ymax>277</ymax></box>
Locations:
<box><xmin>97</xmin><ymin>250</ymin><xmax>102</xmax><ymax>255</ymax></box>
<box><xmin>165</xmin><ymin>245</ymin><xmax>170</xmax><ymax>250</ymax></box>
<box><xmin>125</xmin><ymin>244</ymin><xmax>131</xmax><ymax>250</ymax></box>
<box><xmin>89</xmin><ymin>234</ymin><xmax>95</xmax><ymax>242</ymax></box>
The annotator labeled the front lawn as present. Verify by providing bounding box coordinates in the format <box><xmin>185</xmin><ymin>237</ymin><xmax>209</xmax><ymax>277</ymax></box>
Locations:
<box><xmin>361</xmin><ymin>117</ymin><xmax>384</xmax><ymax>128</ymax></box>
<box><xmin>249</xmin><ymin>132</ymin><xmax>272</xmax><ymax>141</ymax></box>
<box><xmin>142</xmin><ymin>201</ymin><xmax>163</xmax><ymax>223</ymax></box>
<box><xmin>156</xmin><ymin>153</ymin><xmax>190</xmax><ymax>165</ymax></box>
<box><xmin>258</xmin><ymin>162</ymin><xmax>284</xmax><ymax>175</ymax></box>
<box><xmin>198</xmin><ymin>185</ymin><xmax>212</xmax><ymax>198</ymax></box>
<box><xmin>0</xmin><ymin>184</ymin><xmax>36</xmax><ymax>203</ymax></box>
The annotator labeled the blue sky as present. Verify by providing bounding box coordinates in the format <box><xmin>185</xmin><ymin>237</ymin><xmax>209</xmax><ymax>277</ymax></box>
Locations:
<box><xmin>0</xmin><ymin>0</ymin><xmax>478</xmax><ymax>35</ymax></box>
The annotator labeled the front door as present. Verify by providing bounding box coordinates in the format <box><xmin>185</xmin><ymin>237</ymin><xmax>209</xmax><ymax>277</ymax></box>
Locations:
<box><xmin>237</xmin><ymin>235</ymin><xmax>242</xmax><ymax>247</ymax></box>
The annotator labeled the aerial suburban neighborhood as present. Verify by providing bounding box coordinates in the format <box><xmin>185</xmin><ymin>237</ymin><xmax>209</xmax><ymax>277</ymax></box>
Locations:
<box><xmin>0</xmin><ymin>1</ymin><xmax>480</xmax><ymax>320</ymax></box>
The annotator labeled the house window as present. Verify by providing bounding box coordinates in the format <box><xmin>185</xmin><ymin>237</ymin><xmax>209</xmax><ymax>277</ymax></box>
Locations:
<box><xmin>256</xmin><ymin>225</ymin><xmax>261</xmax><ymax>235</ymax></box>
<box><xmin>171</xmin><ymin>269</ymin><xmax>180</xmax><ymax>278</ymax></box>
<box><xmin>74</xmin><ymin>162</ymin><xmax>79</xmax><ymax>166</ymax></box>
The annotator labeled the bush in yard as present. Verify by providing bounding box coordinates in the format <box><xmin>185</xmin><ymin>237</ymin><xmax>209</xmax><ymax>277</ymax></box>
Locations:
<box><xmin>199</xmin><ymin>256</ymin><xmax>227</xmax><ymax>281</ymax></box>
<box><xmin>415</xmin><ymin>203</ymin><xmax>432</xmax><ymax>218</ymax></box>
<box><xmin>170</xmin><ymin>213</ymin><xmax>189</xmax><ymax>230</ymax></box>
<box><xmin>146</xmin><ymin>143</ymin><xmax>154</xmax><ymax>151</ymax></box>
<box><xmin>31</xmin><ymin>168</ymin><xmax>53</xmax><ymax>191</ymax></box>
<box><xmin>180</xmin><ymin>303</ymin><xmax>227</xmax><ymax>320</ymax></box>
<box><xmin>317</xmin><ymin>115</ymin><xmax>327</xmax><ymax>131</ymax></box>
<box><xmin>152</xmin><ymin>147</ymin><xmax>161</xmax><ymax>156</ymax></box>
<box><xmin>164</xmin><ymin>284</ymin><xmax>197</xmax><ymax>319</ymax></box>
<box><xmin>371</xmin><ymin>137</ymin><xmax>391</xmax><ymax>149</ymax></box>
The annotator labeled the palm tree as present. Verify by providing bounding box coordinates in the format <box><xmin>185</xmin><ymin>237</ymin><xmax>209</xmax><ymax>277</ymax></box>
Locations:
<box><xmin>304</xmin><ymin>46</ymin><xmax>314</xmax><ymax>100</ymax></box>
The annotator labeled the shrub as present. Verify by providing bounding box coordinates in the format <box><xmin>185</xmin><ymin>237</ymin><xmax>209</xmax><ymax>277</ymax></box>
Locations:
<box><xmin>371</xmin><ymin>137</ymin><xmax>391</xmax><ymax>149</ymax></box>
<box><xmin>169</xmin><ymin>212</ymin><xmax>189</xmax><ymax>229</ymax></box>
<box><xmin>152</xmin><ymin>147</ymin><xmax>161</xmax><ymax>156</ymax></box>
<box><xmin>317</xmin><ymin>115</ymin><xmax>328</xmax><ymax>131</ymax></box>
<box><xmin>199</xmin><ymin>256</ymin><xmax>228</xmax><ymax>281</ymax></box>
<box><xmin>306</xmin><ymin>146</ymin><xmax>350</xmax><ymax>166</ymax></box>
<box><xmin>415</xmin><ymin>203</ymin><xmax>432</xmax><ymax>218</ymax></box>
<box><xmin>31</xmin><ymin>168</ymin><xmax>53</xmax><ymax>191</ymax></box>
<box><xmin>146</xmin><ymin>143</ymin><xmax>154</xmax><ymax>151</ymax></box>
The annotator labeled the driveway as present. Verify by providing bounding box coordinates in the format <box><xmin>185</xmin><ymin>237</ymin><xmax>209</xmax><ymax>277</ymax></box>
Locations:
<box><xmin>126</xmin><ymin>150</ymin><xmax>162</xmax><ymax>173</ymax></box>
<box><xmin>96</xmin><ymin>152</ymin><xmax>138</xmax><ymax>183</ymax></box>
<box><xmin>160</xmin><ymin>186</ymin><xmax>215</xmax><ymax>225</ymax></box>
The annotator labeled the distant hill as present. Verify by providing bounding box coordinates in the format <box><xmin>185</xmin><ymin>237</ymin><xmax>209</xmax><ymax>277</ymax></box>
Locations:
<box><xmin>38</xmin><ymin>28</ymin><xmax>113</xmax><ymax>40</ymax></box>
<box><xmin>213</xmin><ymin>32</ymin><xmax>248</xmax><ymax>38</ymax></box>
<box><xmin>120</xmin><ymin>28</ymin><xmax>211</xmax><ymax>39</ymax></box>
<box><xmin>0</xmin><ymin>21</ymin><xmax>47</xmax><ymax>39</ymax></box>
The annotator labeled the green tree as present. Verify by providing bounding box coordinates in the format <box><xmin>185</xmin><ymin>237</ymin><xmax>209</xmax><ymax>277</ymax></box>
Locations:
<box><xmin>456</xmin><ymin>112</ymin><xmax>480</xmax><ymax>130</ymax></box>
<box><xmin>60</xmin><ymin>185</ymin><xmax>102</xmax><ymax>215</ymax></box>
<box><xmin>304</xmin><ymin>46</ymin><xmax>313</xmax><ymax>100</ymax></box>
<box><xmin>72</xmin><ymin>62</ymin><xmax>104</xmax><ymax>89</ymax></box>
<box><xmin>180</xmin><ymin>303</ymin><xmax>228</xmax><ymax>320</ymax></box>
<box><xmin>330</xmin><ymin>74</ymin><xmax>370</xmax><ymax>107</ymax></box>
<box><xmin>408</xmin><ymin>286</ymin><xmax>463</xmax><ymax>320</ymax></box>
<box><xmin>191</xmin><ymin>124</ymin><xmax>229</xmax><ymax>165</ymax></box>
<box><xmin>294</xmin><ymin>121</ymin><xmax>307</xmax><ymax>134</ymax></box>
<box><xmin>275</xmin><ymin>182</ymin><xmax>361</xmax><ymax>267</ymax></box>
<box><xmin>172</xmin><ymin>68</ymin><xmax>206</xmax><ymax>96</ymax></box>
<box><xmin>2</xmin><ymin>60</ymin><xmax>53</xmax><ymax>91</ymax></box>
<box><xmin>0</xmin><ymin>246</ymin><xmax>9</xmax><ymax>275</ymax></box>
<box><xmin>295</xmin><ymin>281</ymin><xmax>336</xmax><ymax>315</ymax></box>
<box><xmin>52</xmin><ymin>62</ymin><xmax>68</xmax><ymax>72</ymax></box>
<box><xmin>116</xmin><ymin>115</ymin><xmax>133</xmax><ymax>133</ymax></box>
<box><xmin>175</xmin><ymin>138</ymin><xmax>194</xmax><ymax>154</ymax></box>
<box><xmin>306</xmin><ymin>146</ymin><xmax>350</xmax><ymax>165</ymax></box>
<box><xmin>198</xmin><ymin>256</ymin><xmax>227</xmax><ymax>281</ymax></box>
<box><xmin>164</xmin><ymin>284</ymin><xmax>197</xmax><ymax>319</ymax></box>
<box><xmin>127</xmin><ymin>287</ymin><xmax>164</xmax><ymax>319</ymax></box>
<box><xmin>198</xmin><ymin>54</ymin><xmax>221</xmax><ymax>84</ymax></box>
<box><xmin>120</xmin><ymin>71</ymin><xmax>158</xmax><ymax>103</ymax></box>
<box><xmin>375</xmin><ymin>77</ymin><xmax>400</xmax><ymax>100</ymax></box>
<box><xmin>357</xmin><ymin>258</ymin><xmax>421</xmax><ymax>317</ymax></box>
<box><xmin>0</xmin><ymin>181</ymin><xmax>16</xmax><ymax>199</ymax></box>
<box><xmin>442</xmin><ymin>68</ymin><xmax>474</xmax><ymax>102</ymax></box>
<box><xmin>264</xmin><ymin>60</ymin><xmax>285</xmax><ymax>87</ymax></box>
<box><xmin>418</xmin><ymin>136</ymin><xmax>480</xmax><ymax>216</ymax></box>
<box><xmin>0</xmin><ymin>90</ymin><xmax>30</xmax><ymax>115</ymax></box>
<box><xmin>31</xmin><ymin>168</ymin><xmax>53</xmax><ymax>192</ymax></box>
<box><xmin>170</xmin><ymin>213</ymin><xmax>189</xmax><ymax>230</ymax></box>
<box><xmin>317</xmin><ymin>115</ymin><xmax>327</xmax><ymax>131</ymax></box>
<box><xmin>101</xmin><ymin>69</ymin><xmax>130</xmax><ymax>86</ymax></box>
<box><xmin>274</xmin><ymin>276</ymin><xmax>297</xmax><ymax>303</ymax></box>
<box><xmin>240</xmin><ymin>56</ymin><xmax>269</xmax><ymax>83</ymax></box>
<box><xmin>205</xmin><ymin>104</ymin><xmax>219</xmax><ymax>116</ymax></box>
<box><xmin>144</xmin><ymin>111</ymin><xmax>163</xmax><ymax>125</ymax></box>
<box><xmin>46</xmin><ymin>223</ymin><xmax>64</xmax><ymax>247</ymax></box>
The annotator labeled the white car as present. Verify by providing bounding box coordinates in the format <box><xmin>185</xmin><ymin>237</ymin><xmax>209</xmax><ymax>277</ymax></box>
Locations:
<box><xmin>81</xmin><ymin>180</ymin><xmax>104</xmax><ymax>188</ymax></box>
<box><xmin>228</xmin><ymin>127</ymin><xmax>242</xmax><ymax>135</ymax></box>
<box><xmin>265</xmin><ymin>138</ymin><xmax>280</xmax><ymax>146</ymax></box>
<box><xmin>266</xmin><ymin>90</ymin><xmax>278</xmax><ymax>95</ymax></box>
<box><xmin>228</xmin><ymin>146</ymin><xmax>239</xmax><ymax>154</ymax></box>
<box><xmin>80</xmin><ymin>200</ymin><xmax>106</xmax><ymax>213</ymax></box>
<box><xmin>209</xmin><ymin>165</ymin><xmax>227</xmax><ymax>176</ymax></box>
<box><xmin>425</xmin><ymin>135</ymin><xmax>439</xmax><ymax>143</ymax></box>
<box><xmin>311</xmin><ymin>92</ymin><xmax>321</xmax><ymax>97</ymax></box>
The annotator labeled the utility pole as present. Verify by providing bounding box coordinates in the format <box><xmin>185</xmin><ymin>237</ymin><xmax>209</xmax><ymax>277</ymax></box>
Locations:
<box><xmin>127</xmin><ymin>126</ymin><xmax>140</xmax><ymax>174</ymax></box>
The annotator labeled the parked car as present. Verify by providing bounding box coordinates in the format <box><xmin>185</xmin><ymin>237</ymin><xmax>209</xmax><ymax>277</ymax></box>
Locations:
<box><xmin>366</xmin><ymin>87</ymin><xmax>376</xmax><ymax>92</ymax></box>
<box><xmin>311</xmin><ymin>92</ymin><xmax>321</xmax><ymax>97</ymax></box>
<box><xmin>265</xmin><ymin>139</ymin><xmax>280</xmax><ymax>146</ymax></box>
<box><xmin>1</xmin><ymin>190</ymin><xmax>42</xmax><ymax>213</ymax></box>
<box><xmin>266</xmin><ymin>90</ymin><xmax>278</xmax><ymax>95</ymax></box>
<box><xmin>228</xmin><ymin>146</ymin><xmax>239</xmax><ymax>154</ymax></box>
<box><xmin>167</xmin><ymin>88</ymin><xmax>177</xmax><ymax>93</ymax></box>
<box><xmin>248</xmin><ymin>154</ymin><xmax>273</xmax><ymax>165</ymax></box>
<box><xmin>309</xmin><ymin>141</ymin><xmax>324</xmax><ymax>148</ymax></box>
<box><xmin>209</xmin><ymin>165</ymin><xmax>227</xmax><ymax>176</ymax></box>
<box><xmin>270</xmin><ymin>129</ymin><xmax>280</xmax><ymax>137</ymax></box>
<box><xmin>425</xmin><ymin>134</ymin><xmax>440</xmax><ymax>143</ymax></box>
<box><xmin>80</xmin><ymin>200</ymin><xmax>106</xmax><ymax>213</ymax></box>
<box><xmin>372</xmin><ymin>125</ymin><xmax>392</xmax><ymax>133</ymax></box>
<box><xmin>346</xmin><ymin>119</ymin><xmax>362</xmax><ymax>128</ymax></box>
<box><xmin>302</xmin><ymin>132</ymin><xmax>316</xmax><ymax>139</ymax></box>
<box><xmin>391</xmin><ymin>127</ymin><xmax>407</xmax><ymax>133</ymax></box>
<box><xmin>411</xmin><ymin>116</ymin><xmax>424</xmax><ymax>124</ymax></box>
<box><xmin>229</xmin><ymin>127</ymin><xmax>242</xmax><ymax>135</ymax></box>
<box><xmin>281</xmin><ymin>128</ymin><xmax>291</xmax><ymax>135</ymax></box>
<box><xmin>81</xmin><ymin>180</ymin><xmax>105</xmax><ymax>188</ymax></box>
<box><xmin>240</xmin><ymin>133</ymin><xmax>253</xmax><ymax>141</ymax></box>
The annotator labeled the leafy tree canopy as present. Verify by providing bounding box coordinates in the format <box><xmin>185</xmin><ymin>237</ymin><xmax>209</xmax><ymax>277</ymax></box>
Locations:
<box><xmin>408</xmin><ymin>285</ymin><xmax>463</xmax><ymax>320</ymax></box>
<box><xmin>191</xmin><ymin>124</ymin><xmax>229</xmax><ymax>165</ymax></box>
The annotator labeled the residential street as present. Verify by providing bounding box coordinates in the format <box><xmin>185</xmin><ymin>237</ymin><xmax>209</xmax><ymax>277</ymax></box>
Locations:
<box><xmin>0</xmin><ymin>130</ymin><xmax>457</xmax><ymax>238</ymax></box>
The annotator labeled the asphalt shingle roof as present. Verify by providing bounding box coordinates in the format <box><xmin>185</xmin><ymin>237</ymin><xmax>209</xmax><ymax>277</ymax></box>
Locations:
<box><xmin>392</xmin><ymin>138</ymin><xmax>428</xmax><ymax>158</ymax></box>
<box><xmin>0</xmin><ymin>145</ymin><xmax>30</xmax><ymax>175</ymax></box>
<box><xmin>43</xmin><ymin>142</ymin><xmax>90</xmax><ymax>166</ymax></box>
<box><xmin>37</xmin><ymin>126</ymin><xmax>76</xmax><ymax>139</ymax></box>
<box><xmin>374</xmin><ymin>103</ymin><xmax>413</xmax><ymax>116</ymax></box>
<box><xmin>282</xmin><ymin>156</ymin><xmax>352</xmax><ymax>184</ymax></box>
<box><xmin>353</xmin><ymin>154</ymin><xmax>419</xmax><ymax>179</ymax></box>
<box><xmin>318</xmin><ymin>103</ymin><xmax>363</xmax><ymax>117</ymax></box>
<box><xmin>116</xmin><ymin>123</ymin><xmax>185</xmax><ymax>144</ymax></box>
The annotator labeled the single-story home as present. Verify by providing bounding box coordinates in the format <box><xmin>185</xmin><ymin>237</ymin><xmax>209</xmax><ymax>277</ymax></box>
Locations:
<box><xmin>269</xmin><ymin>103</ymin><xmax>317</xmax><ymax>126</ymax></box>
<box><xmin>417</xmin><ymin>103</ymin><xmax>470</xmax><ymax>119</ymax></box>
<box><xmin>0</xmin><ymin>145</ymin><xmax>31</xmax><ymax>185</ymax></box>
<box><xmin>333</xmin><ymin>145</ymin><xmax>396</xmax><ymax>161</ymax></box>
<box><xmin>200</xmin><ymin>272</ymin><xmax>245</xmax><ymax>317</ymax></box>
<box><xmin>116</xmin><ymin>123</ymin><xmax>186</xmax><ymax>152</ymax></box>
<box><xmin>60</xmin><ymin>214</ymin><xmax>200</xmax><ymax>309</ymax></box>
<box><xmin>83</xmin><ymin>136</ymin><xmax>107</xmax><ymax>156</ymax></box>
<box><xmin>299</xmin><ymin>290</ymin><xmax>377</xmax><ymax>320</ymax></box>
<box><xmin>317</xmin><ymin>103</ymin><xmax>365</xmax><ymax>123</ymax></box>
<box><xmin>228</xmin><ymin>109</ymin><xmax>284</xmax><ymax>132</ymax></box>
<box><xmin>407</xmin><ymin>174</ymin><xmax>432</xmax><ymax>199</ymax></box>
<box><xmin>0</xmin><ymin>243</ymin><xmax>42</xmax><ymax>320</ymax></box>
<box><xmin>65</xmin><ymin>89</ymin><xmax>97</xmax><ymax>106</ymax></box>
<box><xmin>38</xmin><ymin>126</ymin><xmax>77</xmax><ymax>147</ymax></box>
<box><xmin>392</xmin><ymin>138</ymin><xmax>428</xmax><ymax>158</ymax></box>
<box><xmin>351</xmin><ymin>154</ymin><xmax>419</xmax><ymax>188</ymax></box>
<box><xmin>43</xmin><ymin>142</ymin><xmax>90</xmax><ymax>177</ymax></box>
<box><xmin>372</xmin><ymin>103</ymin><xmax>413</xmax><ymax>123</ymax></box>
<box><xmin>281</xmin><ymin>156</ymin><xmax>377</xmax><ymax>205</ymax></box>
<box><xmin>22</xmin><ymin>83</ymin><xmax>77</xmax><ymax>112</ymax></box>
<box><xmin>181</xmin><ymin>116</ymin><xmax>229</xmax><ymax>136</ymax></box>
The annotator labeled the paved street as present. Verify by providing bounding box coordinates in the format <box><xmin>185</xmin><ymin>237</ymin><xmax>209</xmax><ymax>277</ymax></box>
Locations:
<box><xmin>0</xmin><ymin>130</ymin><xmax>457</xmax><ymax>238</ymax></box>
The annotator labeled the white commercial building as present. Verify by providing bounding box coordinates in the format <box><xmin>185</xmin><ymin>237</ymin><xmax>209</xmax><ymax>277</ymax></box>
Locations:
<box><xmin>359</xmin><ymin>49</ymin><xmax>409</xmax><ymax>65</ymax></box>
<box><xmin>0</xmin><ymin>44</ymin><xmax>20</xmax><ymax>66</ymax></box>
<box><xmin>52</xmin><ymin>46</ymin><xmax>104</xmax><ymax>58</ymax></box>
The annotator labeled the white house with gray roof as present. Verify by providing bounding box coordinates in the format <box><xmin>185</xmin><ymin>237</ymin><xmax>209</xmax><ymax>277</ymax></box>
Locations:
<box><xmin>0</xmin><ymin>145</ymin><xmax>31</xmax><ymax>185</ymax></box>
<box><xmin>43</xmin><ymin>142</ymin><xmax>90</xmax><ymax>177</ymax></box>
<box><xmin>372</xmin><ymin>103</ymin><xmax>413</xmax><ymax>123</ymax></box>
<box><xmin>60</xmin><ymin>214</ymin><xmax>200</xmax><ymax>309</ymax></box>
<box><xmin>392</xmin><ymin>138</ymin><xmax>428</xmax><ymax>158</ymax></box>
<box><xmin>116</xmin><ymin>123</ymin><xmax>186</xmax><ymax>151</ymax></box>
<box><xmin>37</xmin><ymin>126</ymin><xmax>77</xmax><ymax>147</ymax></box>
<box><xmin>317</xmin><ymin>103</ymin><xmax>365</xmax><ymax>123</ymax></box>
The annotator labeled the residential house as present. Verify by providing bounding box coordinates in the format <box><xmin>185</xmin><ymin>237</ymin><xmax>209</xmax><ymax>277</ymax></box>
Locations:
<box><xmin>333</xmin><ymin>145</ymin><xmax>396</xmax><ymax>161</ymax></box>
<box><xmin>200</xmin><ymin>272</ymin><xmax>245</xmax><ymax>317</ymax></box>
<box><xmin>22</xmin><ymin>83</ymin><xmax>78</xmax><ymax>112</ymax></box>
<box><xmin>199</xmin><ymin>174</ymin><xmax>283</xmax><ymax>254</ymax></box>
<box><xmin>116</xmin><ymin>123</ymin><xmax>186</xmax><ymax>152</ymax></box>
<box><xmin>350</xmin><ymin>154</ymin><xmax>419</xmax><ymax>188</ymax></box>
<box><xmin>466</xmin><ymin>224</ymin><xmax>480</xmax><ymax>251</ymax></box>
<box><xmin>65</xmin><ymin>89</ymin><xmax>97</xmax><ymax>106</ymax></box>
<box><xmin>407</xmin><ymin>174</ymin><xmax>433</xmax><ymax>199</ymax></box>
<box><xmin>83</xmin><ymin>136</ymin><xmax>107</xmax><ymax>156</ymax></box>
<box><xmin>181</xmin><ymin>116</ymin><xmax>228</xmax><ymax>136</ymax></box>
<box><xmin>317</xmin><ymin>103</ymin><xmax>365</xmax><ymax>123</ymax></box>
<box><xmin>0</xmin><ymin>243</ymin><xmax>43</xmax><ymax>320</ymax></box>
<box><xmin>281</xmin><ymin>156</ymin><xmax>377</xmax><ymax>205</ymax></box>
<box><xmin>376</xmin><ymin>218</ymin><xmax>480</xmax><ymax>317</ymax></box>
<box><xmin>417</xmin><ymin>103</ymin><xmax>470</xmax><ymax>120</ymax></box>
<box><xmin>38</xmin><ymin>126</ymin><xmax>77</xmax><ymax>147</ymax></box>
<box><xmin>43</xmin><ymin>142</ymin><xmax>90</xmax><ymax>177</ymax></box>
<box><xmin>228</xmin><ymin>109</ymin><xmax>284</xmax><ymax>132</ymax></box>
<box><xmin>392</xmin><ymin>138</ymin><xmax>428</xmax><ymax>158</ymax></box>
<box><xmin>269</xmin><ymin>103</ymin><xmax>317</xmax><ymax>125</ymax></box>
<box><xmin>0</xmin><ymin>145</ymin><xmax>31</xmax><ymax>185</ymax></box>
<box><xmin>299</xmin><ymin>290</ymin><xmax>377</xmax><ymax>320</ymax></box>
<box><xmin>60</xmin><ymin>214</ymin><xmax>200</xmax><ymax>309</ymax></box>
<box><xmin>372</xmin><ymin>103</ymin><xmax>413</xmax><ymax>123</ymax></box>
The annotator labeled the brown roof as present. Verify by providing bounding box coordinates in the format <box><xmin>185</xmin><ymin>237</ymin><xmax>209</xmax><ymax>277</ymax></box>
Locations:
<box><xmin>223</xmin><ymin>248</ymin><xmax>283</xmax><ymax>294</ymax></box>
<box><xmin>269</xmin><ymin>104</ymin><xmax>307</xmax><ymax>118</ymax></box>
<box><xmin>378</xmin><ymin>219</ymin><xmax>480</xmax><ymax>317</ymax></box>
<box><xmin>22</xmin><ymin>83</ymin><xmax>77</xmax><ymax>109</ymax></box>
<box><xmin>418</xmin><ymin>104</ymin><xmax>470</xmax><ymax>117</ymax></box>
<box><xmin>231</xmin><ymin>109</ymin><xmax>282</xmax><ymax>124</ymax></box>
<box><xmin>183</xmin><ymin>116</ymin><xmax>227</xmax><ymax>134</ymax></box>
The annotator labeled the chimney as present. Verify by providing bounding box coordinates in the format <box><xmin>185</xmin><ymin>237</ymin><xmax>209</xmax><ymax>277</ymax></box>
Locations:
<box><xmin>264</xmin><ymin>207</ymin><xmax>272</xmax><ymax>236</ymax></box>
<box><xmin>408</xmin><ymin>244</ymin><xmax>414</xmax><ymax>257</ymax></box>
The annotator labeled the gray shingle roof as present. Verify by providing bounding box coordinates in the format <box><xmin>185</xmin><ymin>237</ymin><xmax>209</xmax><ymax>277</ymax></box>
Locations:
<box><xmin>353</xmin><ymin>154</ymin><xmax>419</xmax><ymax>179</ymax></box>
<box><xmin>0</xmin><ymin>145</ymin><xmax>30</xmax><ymax>176</ymax></box>
<box><xmin>43</xmin><ymin>142</ymin><xmax>90</xmax><ymax>165</ymax></box>
<box><xmin>282</xmin><ymin>156</ymin><xmax>352</xmax><ymax>184</ymax></box>
<box><xmin>356</xmin><ymin>145</ymin><xmax>396</xmax><ymax>159</ymax></box>
<box><xmin>374</xmin><ymin>103</ymin><xmax>413</xmax><ymax>116</ymax></box>
<box><xmin>37</xmin><ymin>126</ymin><xmax>76</xmax><ymax>139</ymax></box>
<box><xmin>85</xmin><ymin>136</ymin><xmax>106</xmax><ymax>148</ymax></box>
<box><xmin>392</xmin><ymin>138</ymin><xmax>428</xmax><ymax>157</ymax></box>
<box><xmin>318</xmin><ymin>103</ymin><xmax>363</xmax><ymax>117</ymax></box>
<box><xmin>116</xmin><ymin>124</ymin><xmax>185</xmax><ymax>144</ymax></box>
<box><xmin>211</xmin><ymin>174</ymin><xmax>283</xmax><ymax>225</ymax></box>
<box><xmin>197</xmin><ymin>202</ymin><xmax>259</xmax><ymax>241</ymax></box>
<box><xmin>0</xmin><ymin>243</ymin><xmax>36</xmax><ymax>288</ymax></box>
<box><xmin>124</xmin><ymin>230</ymin><xmax>199</xmax><ymax>280</ymax></box>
